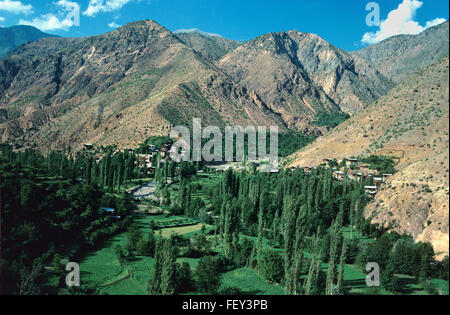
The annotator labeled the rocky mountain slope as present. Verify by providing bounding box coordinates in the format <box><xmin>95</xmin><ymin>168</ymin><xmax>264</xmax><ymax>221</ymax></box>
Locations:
<box><xmin>0</xmin><ymin>20</ymin><xmax>402</xmax><ymax>150</ymax></box>
<box><xmin>0</xmin><ymin>20</ymin><xmax>286</xmax><ymax>150</ymax></box>
<box><xmin>288</xmin><ymin>57</ymin><xmax>449</xmax><ymax>258</ymax></box>
<box><xmin>354</xmin><ymin>21</ymin><xmax>449</xmax><ymax>84</ymax></box>
<box><xmin>218</xmin><ymin>30</ymin><xmax>393</xmax><ymax>131</ymax></box>
<box><xmin>174</xmin><ymin>31</ymin><xmax>241</xmax><ymax>61</ymax></box>
<box><xmin>0</xmin><ymin>25</ymin><xmax>55</xmax><ymax>58</ymax></box>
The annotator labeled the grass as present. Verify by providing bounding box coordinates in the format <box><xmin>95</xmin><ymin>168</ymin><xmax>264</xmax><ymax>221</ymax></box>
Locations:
<box><xmin>77</xmin><ymin>211</ymin><xmax>285</xmax><ymax>295</ymax></box>
<box><xmin>221</xmin><ymin>268</ymin><xmax>285</xmax><ymax>295</ymax></box>
<box><xmin>153</xmin><ymin>217</ymin><xmax>199</xmax><ymax>229</ymax></box>
<box><xmin>342</xmin><ymin>226</ymin><xmax>374</xmax><ymax>243</ymax></box>
<box><xmin>77</xmin><ymin>214</ymin><xmax>210</xmax><ymax>294</ymax></box>
<box><xmin>157</xmin><ymin>223</ymin><xmax>212</xmax><ymax>238</ymax></box>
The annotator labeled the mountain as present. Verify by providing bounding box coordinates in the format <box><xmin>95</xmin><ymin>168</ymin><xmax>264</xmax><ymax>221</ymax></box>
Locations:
<box><xmin>174</xmin><ymin>31</ymin><xmax>241</xmax><ymax>61</ymax></box>
<box><xmin>218</xmin><ymin>30</ymin><xmax>393</xmax><ymax>132</ymax></box>
<box><xmin>0</xmin><ymin>20</ymin><xmax>285</xmax><ymax>150</ymax></box>
<box><xmin>354</xmin><ymin>21</ymin><xmax>449</xmax><ymax>84</ymax></box>
<box><xmin>1</xmin><ymin>20</ymin><xmax>445</xmax><ymax>152</ymax></box>
<box><xmin>288</xmin><ymin>57</ymin><xmax>449</xmax><ymax>258</ymax></box>
<box><xmin>0</xmin><ymin>25</ymin><xmax>55</xmax><ymax>58</ymax></box>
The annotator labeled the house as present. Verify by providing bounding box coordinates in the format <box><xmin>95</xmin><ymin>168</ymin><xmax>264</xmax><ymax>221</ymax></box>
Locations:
<box><xmin>304</xmin><ymin>166</ymin><xmax>313</xmax><ymax>175</ymax></box>
<box><xmin>159</xmin><ymin>146</ymin><xmax>170</xmax><ymax>158</ymax></box>
<box><xmin>138</xmin><ymin>154</ymin><xmax>152</xmax><ymax>168</ymax></box>
<box><xmin>149</xmin><ymin>145</ymin><xmax>157</xmax><ymax>152</ymax></box>
<box><xmin>350</xmin><ymin>172</ymin><xmax>363</xmax><ymax>181</ymax></box>
<box><xmin>94</xmin><ymin>154</ymin><xmax>105</xmax><ymax>164</ymax></box>
<box><xmin>365</xmin><ymin>171</ymin><xmax>377</xmax><ymax>179</ymax></box>
<box><xmin>99</xmin><ymin>208</ymin><xmax>115</xmax><ymax>214</ymax></box>
<box><xmin>346</xmin><ymin>158</ymin><xmax>358</xmax><ymax>167</ymax></box>
<box><xmin>364</xmin><ymin>186</ymin><xmax>378</xmax><ymax>194</ymax></box>
<box><xmin>84</xmin><ymin>143</ymin><xmax>94</xmax><ymax>150</ymax></box>
<box><xmin>333</xmin><ymin>170</ymin><xmax>345</xmax><ymax>180</ymax></box>
<box><xmin>373</xmin><ymin>177</ymin><xmax>383</xmax><ymax>186</ymax></box>
<box><xmin>359</xmin><ymin>163</ymin><xmax>370</xmax><ymax>170</ymax></box>
<box><xmin>367</xmin><ymin>191</ymin><xmax>377</xmax><ymax>198</ymax></box>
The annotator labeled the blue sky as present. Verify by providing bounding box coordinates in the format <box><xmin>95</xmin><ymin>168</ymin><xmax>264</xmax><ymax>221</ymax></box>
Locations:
<box><xmin>0</xmin><ymin>0</ymin><xmax>448</xmax><ymax>51</ymax></box>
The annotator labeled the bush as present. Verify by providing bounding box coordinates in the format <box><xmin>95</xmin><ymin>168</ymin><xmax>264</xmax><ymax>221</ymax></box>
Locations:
<box><xmin>220</xmin><ymin>287</ymin><xmax>243</xmax><ymax>295</ymax></box>
<box><xmin>390</xmin><ymin>238</ymin><xmax>418</xmax><ymax>275</ymax></box>
<box><xmin>195</xmin><ymin>256</ymin><xmax>222</xmax><ymax>294</ymax></box>
<box><xmin>259</xmin><ymin>250</ymin><xmax>284</xmax><ymax>284</ymax></box>
<box><xmin>313</xmin><ymin>111</ymin><xmax>350</xmax><ymax>129</ymax></box>
<box><xmin>423</xmin><ymin>280</ymin><xmax>438</xmax><ymax>295</ymax></box>
<box><xmin>175</xmin><ymin>262</ymin><xmax>194</xmax><ymax>293</ymax></box>
<box><xmin>381</xmin><ymin>263</ymin><xmax>401</xmax><ymax>293</ymax></box>
<box><xmin>135</xmin><ymin>233</ymin><xmax>155</xmax><ymax>257</ymax></box>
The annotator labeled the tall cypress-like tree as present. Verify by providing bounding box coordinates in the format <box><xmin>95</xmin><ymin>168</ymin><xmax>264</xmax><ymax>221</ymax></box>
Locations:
<box><xmin>149</xmin><ymin>238</ymin><xmax>177</xmax><ymax>295</ymax></box>
<box><xmin>160</xmin><ymin>239</ymin><xmax>177</xmax><ymax>295</ymax></box>
<box><xmin>326</xmin><ymin>209</ymin><xmax>343</xmax><ymax>295</ymax></box>
<box><xmin>337</xmin><ymin>239</ymin><xmax>348</xmax><ymax>294</ymax></box>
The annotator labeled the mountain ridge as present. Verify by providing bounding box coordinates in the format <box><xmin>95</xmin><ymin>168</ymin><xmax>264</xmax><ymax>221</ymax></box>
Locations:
<box><xmin>0</xmin><ymin>25</ymin><xmax>55</xmax><ymax>58</ymax></box>
<box><xmin>354</xmin><ymin>21</ymin><xmax>449</xmax><ymax>84</ymax></box>
<box><xmin>0</xmin><ymin>20</ymin><xmax>286</xmax><ymax>150</ymax></box>
<box><xmin>0</xmin><ymin>19</ymin><xmax>448</xmax><ymax>153</ymax></box>
<box><xmin>218</xmin><ymin>29</ymin><xmax>393</xmax><ymax>130</ymax></box>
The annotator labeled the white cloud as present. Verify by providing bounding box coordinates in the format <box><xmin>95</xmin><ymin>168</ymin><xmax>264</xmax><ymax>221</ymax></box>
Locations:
<box><xmin>174</xmin><ymin>28</ymin><xmax>223</xmax><ymax>38</ymax></box>
<box><xmin>0</xmin><ymin>0</ymin><xmax>33</xmax><ymax>15</ymax></box>
<box><xmin>83</xmin><ymin>0</ymin><xmax>132</xmax><ymax>17</ymax></box>
<box><xmin>425</xmin><ymin>17</ymin><xmax>447</xmax><ymax>29</ymax></box>
<box><xmin>362</xmin><ymin>0</ymin><xmax>446</xmax><ymax>45</ymax></box>
<box><xmin>108</xmin><ymin>21</ymin><xmax>120</xmax><ymax>28</ymax></box>
<box><xmin>19</xmin><ymin>14</ymin><xmax>71</xmax><ymax>31</ymax></box>
<box><xmin>18</xmin><ymin>0</ymin><xmax>80</xmax><ymax>32</ymax></box>
<box><xmin>0</xmin><ymin>16</ymin><xmax>5</xmax><ymax>22</ymax></box>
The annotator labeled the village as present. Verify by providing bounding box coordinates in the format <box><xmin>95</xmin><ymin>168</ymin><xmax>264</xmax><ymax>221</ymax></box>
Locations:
<box><xmin>83</xmin><ymin>140</ymin><xmax>395</xmax><ymax>200</ymax></box>
<box><xmin>291</xmin><ymin>157</ymin><xmax>394</xmax><ymax>198</ymax></box>
<box><xmin>83</xmin><ymin>141</ymin><xmax>174</xmax><ymax>176</ymax></box>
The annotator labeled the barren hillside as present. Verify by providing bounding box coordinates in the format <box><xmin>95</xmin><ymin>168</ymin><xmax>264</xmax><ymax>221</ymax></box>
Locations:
<box><xmin>218</xmin><ymin>30</ymin><xmax>393</xmax><ymax>132</ymax></box>
<box><xmin>0</xmin><ymin>20</ymin><xmax>285</xmax><ymax>150</ymax></box>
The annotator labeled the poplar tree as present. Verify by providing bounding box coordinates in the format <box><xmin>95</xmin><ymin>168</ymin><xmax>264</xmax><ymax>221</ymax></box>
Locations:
<box><xmin>326</xmin><ymin>209</ymin><xmax>344</xmax><ymax>295</ymax></box>
<box><xmin>337</xmin><ymin>239</ymin><xmax>348</xmax><ymax>294</ymax></box>
<box><xmin>149</xmin><ymin>238</ymin><xmax>177</xmax><ymax>295</ymax></box>
<box><xmin>160</xmin><ymin>239</ymin><xmax>177</xmax><ymax>295</ymax></box>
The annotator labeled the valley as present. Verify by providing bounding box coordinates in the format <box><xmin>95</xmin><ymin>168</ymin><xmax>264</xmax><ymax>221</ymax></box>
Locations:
<box><xmin>0</xmin><ymin>12</ymin><xmax>449</xmax><ymax>297</ymax></box>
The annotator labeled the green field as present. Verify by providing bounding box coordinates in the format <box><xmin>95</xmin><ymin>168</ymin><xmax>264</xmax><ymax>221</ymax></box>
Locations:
<box><xmin>74</xmin><ymin>211</ymin><xmax>448</xmax><ymax>295</ymax></box>
<box><xmin>77</xmin><ymin>214</ymin><xmax>284</xmax><ymax>295</ymax></box>
<box><xmin>221</xmin><ymin>268</ymin><xmax>286</xmax><ymax>295</ymax></box>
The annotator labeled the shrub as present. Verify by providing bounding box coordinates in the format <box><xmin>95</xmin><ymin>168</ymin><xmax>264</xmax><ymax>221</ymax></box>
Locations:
<box><xmin>259</xmin><ymin>250</ymin><xmax>284</xmax><ymax>283</ymax></box>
